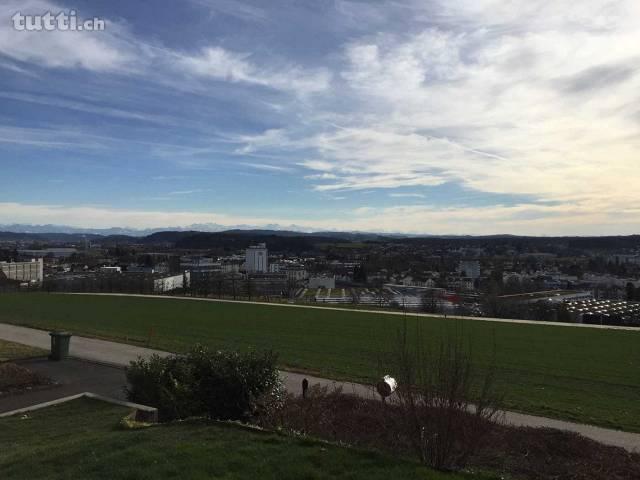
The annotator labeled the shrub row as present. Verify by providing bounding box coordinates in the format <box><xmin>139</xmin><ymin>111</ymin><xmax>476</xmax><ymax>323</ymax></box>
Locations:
<box><xmin>126</xmin><ymin>346</ymin><xmax>283</xmax><ymax>422</ymax></box>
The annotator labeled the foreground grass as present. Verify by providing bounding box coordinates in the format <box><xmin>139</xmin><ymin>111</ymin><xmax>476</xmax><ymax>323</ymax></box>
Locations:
<box><xmin>0</xmin><ymin>398</ymin><xmax>491</xmax><ymax>480</ymax></box>
<box><xmin>0</xmin><ymin>338</ymin><xmax>46</xmax><ymax>362</ymax></box>
<box><xmin>1</xmin><ymin>293</ymin><xmax>639</xmax><ymax>431</ymax></box>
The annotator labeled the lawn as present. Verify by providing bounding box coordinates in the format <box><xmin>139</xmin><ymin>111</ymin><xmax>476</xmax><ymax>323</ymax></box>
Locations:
<box><xmin>303</xmin><ymin>288</ymin><xmax>319</xmax><ymax>298</ymax></box>
<box><xmin>330</xmin><ymin>288</ymin><xmax>348</xmax><ymax>298</ymax></box>
<box><xmin>0</xmin><ymin>397</ymin><xmax>491</xmax><ymax>480</ymax></box>
<box><xmin>1</xmin><ymin>293</ymin><xmax>639</xmax><ymax>431</ymax></box>
<box><xmin>0</xmin><ymin>339</ymin><xmax>46</xmax><ymax>362</ymax></box>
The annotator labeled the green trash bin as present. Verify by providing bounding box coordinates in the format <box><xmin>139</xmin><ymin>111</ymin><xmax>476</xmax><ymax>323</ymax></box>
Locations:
<box><xmin>49</xmin><ymin>331</ymin><xmax>72</xmax><ymax>361</ymax></box>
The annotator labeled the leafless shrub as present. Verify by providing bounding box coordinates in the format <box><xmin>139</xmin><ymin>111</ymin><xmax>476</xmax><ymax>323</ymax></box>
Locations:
<box><xmin>392</xmin><ymin>318</ymin><xmax>502</xmax><ymax>470</ymax></box>
<box><xmin>260</xmin><ymin>381</ymin><xmax>640</xmax><ymax>480</ymax></box>
<box><xmin>261</xmin><ymin>384</ymin><xmax>413</xmax><ymax>455</ymax></box>
<box><xmin>0</xmin><ymin>362</ymin><xmax>52</xmax><ymax>394</ymax></box>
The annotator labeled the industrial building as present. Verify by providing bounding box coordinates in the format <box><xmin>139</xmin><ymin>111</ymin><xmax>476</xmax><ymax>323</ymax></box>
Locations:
<box><xmin>498</xmin><ymin>290</ymin><xmax>592</xmax><ymax>304</ymax></box>
<box><xmin>0</xmin><ymin>258</ymin><xmax>44</xmax><ymax>283</ymax></box>
<box><xmin>565</xmin><ymin>299</ymin><xmax>640</xmax><ymax>326</ymax></box>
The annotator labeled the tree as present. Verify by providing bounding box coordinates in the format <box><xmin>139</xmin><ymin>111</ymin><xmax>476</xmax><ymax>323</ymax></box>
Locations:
<box><xmin>626</xmin><ymin>282</ymin><xmax>636</xmax><ymax>301</ymax></box>
<box><xmin>353</xmin><ymin>264</ymin><xmax>367</xmax><ymax>283</ymax></box>
<box><xmin>421</xmin><ymin>290</ymin><xmax>439</xmax><ymax>313</ymax></box>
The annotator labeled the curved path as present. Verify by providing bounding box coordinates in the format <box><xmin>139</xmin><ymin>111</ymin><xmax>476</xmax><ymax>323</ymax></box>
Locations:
<box><xmin>1</xmin><ymin>322</ymin><xmax>638</xmax><ymax>453</ymax></box>
<box><xmin>62</xmin><ymin>292</ymin><xmax>639</xmax><ymax>331</ymax></box>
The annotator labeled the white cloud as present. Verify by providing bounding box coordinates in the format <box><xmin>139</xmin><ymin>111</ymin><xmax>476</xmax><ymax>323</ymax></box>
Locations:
<box><xmin>233</xmin><ymin>0</ymin><xmax>640</xmax><ymax>227</ymax></box>
<box><xmin>168</xmin><ymin>190</ymin><xmax>204</xmax><ymax>196</ymax></box>
<box><xmin>177</xmin><ymin>47</ymin><xmax>331</xmax><ymax>94</ymax></box>
<box><xmin>330</xmin><ymin>2</ymin><xmax>640</xmax><ymax>205</ymax></box>
<box><xmin>240</xmin><ymin>162</ymin><xmax>293</xmax><ymax>172</ymax></box>
<box><xmin>0</xmin><ymin>91</ymin><xmax>176</xmax><ymax>125</ymax></box>
<box><xmin>188</xmin><ymin>0</ymin><xmax>268</xmax><ymax>22</ymax></box>
<box><xmin>0</xmin><ymin>1</ymin><xmax>138</xmax><ymax>72</ymax></box>
<box><xmin>389</xmin><ymin>193</ymin><xmax>426</xmax><ymax>198</ymax></box>
<box><xmin>4</xmin><ymin>0</ymin><xmax>640</xmax><ymax>235</ymax></box>
<box><xmin>0</xmin><ymin>125</ymin><xmax>104</xmax><ymax>149</ymax></box>
<box><xmin>0</xmin><ymin>1</ymin><xmax>329</xmax><ymax>97</ymax></box>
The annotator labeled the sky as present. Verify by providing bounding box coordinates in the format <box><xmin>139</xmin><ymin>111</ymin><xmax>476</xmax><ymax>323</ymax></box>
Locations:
<box><xmin>1</xmin><ymin>0</ymin><xmax>640</xmax><ymax>235</ymax></box>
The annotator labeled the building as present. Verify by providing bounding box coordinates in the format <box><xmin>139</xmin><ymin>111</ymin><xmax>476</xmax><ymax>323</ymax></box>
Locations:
<box><xmin>0</xmin><ymin>258</ymin><xmax>43</xmax><ymax>283</ymax></box>
<box><xmin>99</xmin><ymin>266</ymin><xmax>122</xmax><ymax>274</ymax></box>
<box><xmin>270</xmin><ymin>262</ymin><xmax>308</xmax><ymax>283</ymax></box>
<box><xmin>180</xmin><ymin>256</ymin><xmax>219</xmax><ymax>273</ymax></box>
<box><xmin>566</xmin><ymin>299</ymin><xmax>640</xmax><ymax>326</ymax></box>
<box><xmin>126</xmin><ymin>265</ymin><xmax>155</xmax><ymax>274</ymax></box>
<box><xmin>308</xmin><ymin>275</ymin><xmax>335</xmax><ymax>289</ymax></box>
<box><xmin>221</xmin><ymin>260</ymin><xmax>242</xmax><ymax>273</ymax></box>
<box><xmin>608</xmin><ymin>254</ymin><xmax>640</xmax><ymax>266</ymax></box>
<box><xmin>245</xmin><ymin>243</ymin><xmax>268</xmax><ymax>273</ymax></box>
<box><xmin>18</xmin><ymin>248</ymin><xmax>77</xmax><ymax>259</ymax></box>
<box><xmin>498</xmin><ymin>290</ymin><xmax>592</xmax><ymax>304</ymax></box>
<box><xmin>154</xmin><ymin>272</ymin><xmax>190</xmax><ymax>293</ymax></box>
<box><xmin>459</xmin><ymin>260</ymin><xmax>481</xmax><ymax>279</ymax></box>
<box><xmin>448</xmin><ymin>277</ymin><xmax>475</xmax><ymax>291</ymax></box>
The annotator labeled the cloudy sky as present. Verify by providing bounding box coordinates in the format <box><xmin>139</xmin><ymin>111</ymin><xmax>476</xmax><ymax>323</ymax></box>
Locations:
<box><xmin>1</xmin><ymin>0</ymin><xmax>639</xmax><ymax>235</ymax></box>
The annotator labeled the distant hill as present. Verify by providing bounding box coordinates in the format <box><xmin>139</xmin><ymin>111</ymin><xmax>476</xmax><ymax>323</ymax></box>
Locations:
<box><xmin>0</xmin><ymin>223</ymin><xmax>411</xmax><ymax>240</ymax></box>
<box><xmin>172</xmin><ymin>232</ymin><xmax>349</xmax><ymax>253</ymax></box>
<box><xmin>1</xmin><ymin>224</ymin><xmax>639</xmax><ymax>253</ymax></box>
<box><xmin>0</xmin><ymin>231</ymin><xmax>104</xmax><ymax>243</ymax></box>
<box><xmin>0</xmin><ymin>224</ymin><xmax>402</xmax><ymax>245</ymax></box>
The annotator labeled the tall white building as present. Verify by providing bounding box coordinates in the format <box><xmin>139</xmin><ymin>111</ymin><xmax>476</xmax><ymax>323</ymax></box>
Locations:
<box><xmin>245</xmin><ymin>243</ymin><xmax>268</xmax><ymax>273</ymax></box>
<box><xmin>0</xmin><ymin>258</ymin><xmax>44</xmax><ymax>282</ymax></box>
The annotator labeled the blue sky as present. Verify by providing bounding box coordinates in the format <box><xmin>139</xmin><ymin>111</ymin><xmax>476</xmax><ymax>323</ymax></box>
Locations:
<box><xmin>1</xmin><ymin>0</ymin><xmax>640</xmax><ymax>235</ymax></box>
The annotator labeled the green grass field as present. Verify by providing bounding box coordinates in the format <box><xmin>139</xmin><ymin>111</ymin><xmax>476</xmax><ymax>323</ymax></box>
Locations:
<box><xmin>1</xmin><ymin>293</ymin><xmax>639</xmax><ymax>432</ymax></box>
<box><xmin>0</xmin><ymin>398</ymin><xmax>490</xmax><ymax>480</ymax></box>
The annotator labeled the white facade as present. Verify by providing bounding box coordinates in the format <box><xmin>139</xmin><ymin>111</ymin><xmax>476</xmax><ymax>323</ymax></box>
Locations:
<box><xmin>245</xmin><ymin>243</ymin><xmax>268</xmax><ymax>273</ymax></box>
<box><xmin>154</xmin><ymin>272</ymin><xmax>190</xmax><ymax>293</ymax></box>
<box><xmin>100</xmin><ymin>266</ymin><xmax>122</xmax><ymax>274</ymax></box>
<box><xmin>270</xmin><ymin>262</ymin><xmax>307</xmax><ymax>282</ymax></box>
<box><xmin>0</xmin><ymin>258</ymin><xmax>43</xmax><ymax>282</ymax></box>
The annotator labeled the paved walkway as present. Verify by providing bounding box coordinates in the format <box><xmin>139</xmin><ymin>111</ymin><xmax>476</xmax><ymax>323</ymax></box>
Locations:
<box><xmin>1</xmin><ymin>322</ymin><xmax>639</xmax><ymax>453</ymax></box>
<box><xmin>0</xmin><ymin>358</ymin><xmax>127</xmax><ymax>414</ymax></box>
<box><xmin>63</xmin><ymin>292</ymin><xmax>640</xmax><ymax>331</ymax></box>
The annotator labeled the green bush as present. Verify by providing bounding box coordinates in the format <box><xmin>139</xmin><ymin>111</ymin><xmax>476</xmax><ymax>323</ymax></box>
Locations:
<box><xmin>126</xmin><ymin>346</ymin><xmax>283</xmax><ymax>422</ymax></box>
<box><xmin>125</xmin><ymin>354</ymin><xmax>200</xmax><ymax>421</ymax></box>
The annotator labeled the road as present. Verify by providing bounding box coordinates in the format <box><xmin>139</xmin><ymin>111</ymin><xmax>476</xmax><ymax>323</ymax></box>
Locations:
<box><xmin>1</xmin><ymin>322</ymin><xmax>638</xmax><ymax>453</ymax></box>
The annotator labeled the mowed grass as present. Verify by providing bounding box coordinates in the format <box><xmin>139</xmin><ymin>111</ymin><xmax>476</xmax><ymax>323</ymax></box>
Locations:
<box><xmin>0</xmin><ymin>338</ymin><xmax>46</xmax><ymax>362</ymax></box>
<box><xmin>1</xmin><ymin>293</ymin><xmax>639</xmax><ymax>431</ymax></box>
<box><xmin>0</xmin><ymin>398</ymin><xmax>490</xmax><ymax>480</ymax></box>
